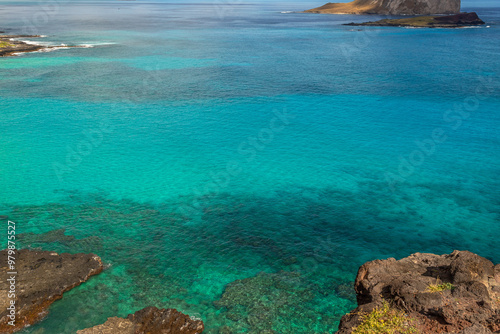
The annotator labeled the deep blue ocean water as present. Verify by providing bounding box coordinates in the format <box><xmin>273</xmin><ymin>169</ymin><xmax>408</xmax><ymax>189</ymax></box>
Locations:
<box><xmin>0</xmin><ymin>1</ymin><xmax>499</xmax><ymax>333</ymax></box>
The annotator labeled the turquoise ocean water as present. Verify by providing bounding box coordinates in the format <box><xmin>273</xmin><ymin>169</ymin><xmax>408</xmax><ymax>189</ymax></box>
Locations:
<box><xmin>1</xmin><ymin>1</ymin><xmax>499</xmax><ymax>333</ymax></box>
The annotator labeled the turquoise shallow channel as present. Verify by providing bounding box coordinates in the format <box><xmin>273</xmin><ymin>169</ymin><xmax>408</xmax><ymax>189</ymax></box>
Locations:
<box><xmin>0</xmin><ymin>1</ymin><xmax>500</xmax><ymax>333</ymax></box>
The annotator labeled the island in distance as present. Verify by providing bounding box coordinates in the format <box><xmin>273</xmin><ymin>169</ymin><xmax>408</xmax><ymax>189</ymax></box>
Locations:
<box><xmin>305</xmin><ymin>0</ymin><xmax>461</xmax><ymax>15</ymax></box>
<box><xmin>345</xmin><ymin>12</ymin><xmax>486</xmax><ymax>28</ymax></box>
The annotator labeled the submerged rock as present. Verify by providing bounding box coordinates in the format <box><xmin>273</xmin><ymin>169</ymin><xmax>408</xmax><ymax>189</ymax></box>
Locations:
<box><xmin>213</xmin><ymin>271</ymin><xmax>337</xmax><ymax>333</ymax></box>
<box><xmin>0</xmin><ymin>249</ymin><xmax>104</xmax><ymax>333</ymax></box>
<box><xmin>304</xmin><ymin>0</ymin><xmax>461</xmax><ymax>15</ymax></box>
<box><xmin>337</xmin><ymin>250</ymin><xmax>500</xmax><ymax>333</ymax></box>
<box><xmin>77</xmin><ymin>306</ymin><xmax>204</xmax><ymax>334</ymax></box>
<box><xmin>345</xmin><ymin>12</ymin><xmax>485</xmax><ymax>28</ymax></box>
<box><xmin>18</xmin><ymin>228</ymin><xmax>103</xmax><ymax>253</ymax></box>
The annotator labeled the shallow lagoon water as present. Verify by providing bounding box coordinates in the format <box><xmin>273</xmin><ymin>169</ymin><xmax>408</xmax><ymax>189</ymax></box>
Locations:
<box><xmin>0</xmin><ymin>2</ymin><xmax>499</xmax><ymax>333</ymax></box>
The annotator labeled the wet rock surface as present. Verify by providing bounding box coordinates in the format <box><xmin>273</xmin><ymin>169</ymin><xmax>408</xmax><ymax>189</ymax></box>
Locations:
<box><xmin>337</xmin><ymin>251</ymin><xmax>500</xmax><ymax>333</ymax></box>
<box><xmin>77</xmin><ymin>306</ymin><xmax>205</xmax><ymax>334</ymax></box>
<box><xmin>0</xmin><ymin>249</ymin><xmax>104</xmax><ymax>333</ymax></box>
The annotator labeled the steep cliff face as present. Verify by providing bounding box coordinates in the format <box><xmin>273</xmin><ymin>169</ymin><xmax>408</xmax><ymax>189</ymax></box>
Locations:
<box><xmin>305</xmin><ymin>0</ymin><xmax>461</xmax><ymax>15</ymax></box>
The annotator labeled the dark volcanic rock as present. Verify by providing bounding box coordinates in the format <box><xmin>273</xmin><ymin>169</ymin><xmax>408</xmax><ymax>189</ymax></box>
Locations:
<box><xmin>0</xmin><ymin>249</ymin><xmax>104</xmax><ymax>333</ymax></box>
<box><xmin>0</xmin><ymin>34</ymin><xmax>87</xmax><ymax>57</ymax></box>
<box><xmin>434</xmin><ymin>12</ymin><xmax>485</xmax><ymax>25</ymax></box>
<box><xmin>452</xmin><ymin>324</ymin><xmax>494</xmax><ymax>334</ymax></box>
<box><xmin>0</xmin><ymin>35</ymin><xmax>45</xmax><ymax>57</ymax></box>
<box><xmin>337</xmin><ymin>251</ymin><xmax>500</xmax><ymax>334</ymax></box>
<box><xmin>77</xmin><ymin>306</ymin><xmax>204</xmax><ymax>334</ymax></box>
<box><xmin>344</xmin><ymin>12</ymin><xmax>485</xmax><ymax>28</ymax></box>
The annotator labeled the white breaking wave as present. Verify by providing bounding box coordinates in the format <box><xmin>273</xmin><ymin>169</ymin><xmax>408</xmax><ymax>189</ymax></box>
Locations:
<box><xmin>78</xmin><ymin>42</ymin><xmax>117</xmax><ymax>47</ymax></box>
<box><xmin>37</xmin><ymin>46</ymin><xmax>71</xmax><ymax>53</ymax></box>
<box><xmin>10</xmin><ymin>39</ymin><xmax>116</xmax><ymax>56</ymax></box>
<box><xmin>19</xmin><ymin>39</ymin><xmax>47</xmax><ymax>45</ymax></box>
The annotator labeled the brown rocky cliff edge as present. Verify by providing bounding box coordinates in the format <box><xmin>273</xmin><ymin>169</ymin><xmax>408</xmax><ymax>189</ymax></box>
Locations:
<box><xmin>0</xmin><ymin>249</ymin><xmax>104</xmax><ymax>334</ymax></box>
<box><xmin>337</xmin><ymin>250</ymin><xmax>500</xmax><ymax>333</ymax></box>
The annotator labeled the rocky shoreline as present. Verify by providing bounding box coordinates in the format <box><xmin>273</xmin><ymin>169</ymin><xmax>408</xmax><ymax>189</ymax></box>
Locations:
<box><xmin>337</xmin><ymin>251</ymin><xmax>500</xmax><ymax>333</ymax></box>
<box><xmin>345</xmin><ymin>12</ymin><xmax>486</xmax><ymax>28</ymax></box>
<box><xmin>0</xmin><ymin>248</ymin><xmax>206</xmax><ymax>333</ymax></box>
<box><xmin>0</xmin><ymin>34</ymin><xmax>47</xmax><ymax>57</ymax></box>
<box><xmin>1</xmin><ymin>249</ymin><xmax>498</xmax><ymax>333</ymax></box>
<box><xmin>0</xmin><ymin>33</ymin><xmax>88</xmax><ymax>57</ymax></box>
<box><xmin>0</xmin><ymin>249</ymin><xmax>104</xmax><ymax>333</ymax></box>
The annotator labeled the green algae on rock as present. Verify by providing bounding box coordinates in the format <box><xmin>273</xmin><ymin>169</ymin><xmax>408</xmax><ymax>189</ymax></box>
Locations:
<box><xmin>337</xmin><ymin>251</ymin><xmax>500</xmax><ymax>334</ymax></box>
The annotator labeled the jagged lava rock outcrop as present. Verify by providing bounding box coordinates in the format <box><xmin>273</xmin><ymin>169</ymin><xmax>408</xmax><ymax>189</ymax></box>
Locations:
<box><xmin>305</xmin><ymin>0</ymin><xmax>461</xmax><ymax>15</ymax></box>
<box><xmin>77</xmin><ymin>306</ymin><xmax>204</xmax><ymax>334</ymax></box>
<box><xmin>0</xmin><ymin>249</ymin><xmax>104</xmax><ymax>333</ymax></box>
<box><xmin>337</xmin><ymin>250</ymin><xmax>500</xmax><ymax>333</ymax></box>
<box><xmin>345</xmin><ymin>12</ymin><xmax>485</xmax><ymax>28</ymax></box>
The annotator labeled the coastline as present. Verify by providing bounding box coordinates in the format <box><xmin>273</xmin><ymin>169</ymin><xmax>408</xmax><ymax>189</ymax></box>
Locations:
<box><xmin>2</xmin><ymin>249</ymin><xmax>498</xmax><ymax>333</ymax></box>
<box><xmin>0</xmin><ymin>250</ymin><xmax>104</xmax><ymax>334</ymax></box>
<box><xmin>0</xmin><ymin>1</ymin><xmax>499</xmax><ymax>333</ymax></box>
<box><xmin>0</xmin><ymin>34</ymin><xmax>46</xmax><ymax>57</ymax></box>
<box><xmin>0</xmin><ymin>34</ymin><xmax>90</xmax><ymax>57</ymax></box>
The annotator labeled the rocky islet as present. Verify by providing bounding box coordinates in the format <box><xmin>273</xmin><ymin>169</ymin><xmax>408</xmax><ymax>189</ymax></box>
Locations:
<box><xmin>344</xmin><ymin>12</ymin><xmax>486</xmax><ymax>28</ymax></box>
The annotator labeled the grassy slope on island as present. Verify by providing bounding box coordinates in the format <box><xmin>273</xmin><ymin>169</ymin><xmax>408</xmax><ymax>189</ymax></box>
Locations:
<box><xmin>304</xmin><ymin>0</ymin><xmax>461</xmax><ymax>15</ymax></box>
<box><xmin>305</xmin><ymin>0</ymin><xmax>379</xmax><ymax>14</ymax></box>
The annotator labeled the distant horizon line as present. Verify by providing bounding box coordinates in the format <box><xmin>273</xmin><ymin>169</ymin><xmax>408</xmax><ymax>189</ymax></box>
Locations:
<box><xmin>0</xmin><ymin>0</ymin><xmax>499</xmax><ymax>8</ymax></box>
